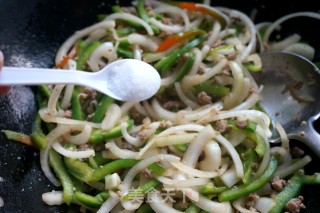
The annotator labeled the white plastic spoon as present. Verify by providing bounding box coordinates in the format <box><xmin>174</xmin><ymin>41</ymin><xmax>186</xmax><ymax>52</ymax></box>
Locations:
<box><xmin>0</xmin><ymin>59</ymin><xmax>161</xmax><ymax>102</ymax></box>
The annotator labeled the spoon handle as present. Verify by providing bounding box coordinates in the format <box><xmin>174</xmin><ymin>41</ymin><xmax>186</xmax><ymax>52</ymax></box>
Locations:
<box><xmin>0</xmin><ymin>67</ymin><xmax>88</xmax><ymax>86</ymax></box>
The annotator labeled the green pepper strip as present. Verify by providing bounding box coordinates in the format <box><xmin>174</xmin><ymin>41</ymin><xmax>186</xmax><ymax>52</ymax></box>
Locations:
<box><xmin>89</xmin><ymin>119</ymin><xmax>134</xmax><ymax>144</ymax></box>
<box><xmin>244</xmin><ymin>63</ymin><xmax>262</xmax><ymax>72</ymax></box>
<box><xmin>117</xmin><ymin>47</ymin><xmax>134</xmax><ymax>58</ymax></box>
<box><xmin>64</xmin><ymin>156</ymin><xmax>94</xmax><ymax>183</ymax></box>
<box><xmin>227</xmin><ymin>120</ymin><xmax>266</xmax><ymax>157</ymax></box>
<box><xmin>88</xmin><ymin>157</ymin><xmax>99</xmax><ymax>169</ymax></box>
<box><xmin>117</xmin><ymin>28</ymin><xmax>137</xmax><ymax>36</ymax></box>
<box><xmin>93</xmin><ymin>152</ymin><xmax>110</xmax><ymax>166</ymax></box>
<box><xmin>77</xmin><ymin>41</ymin><xmax>101</xmax><ymax>70</ymax></box>
<box><xmin>175</xmin><ymin>51</ymin><xmax>195</xmax><ymax>82</ymax></box>
<box><xmin>2</xmin><ymin>130</ymin><xmax>34</xmax><ymax>148</ymax></box>
<box><xmin>137</xmin><ymin>0</ymin><xmax>160</xmax><ymax>34</ymax></box>
<box><xmin>137</xmin><ymin>203</ymin><xmax>154</xmax><ymax>213</ymax></box>
<box><xmin>154</xmin><ymin>37</ymin><xmax>205</xmax><ymax>74</ymax></box>
<box><xmin>218</xmin><ymin>156</ymin><xmax>278</xmax><ymax>202</ymax></box>
<box><xmin>199</xmin><ymin>184</ymin><xmax>228</xmax><ymax>195</ymax></box>
<box><xmin>123</xmin><ymin>178</ymin><xmax>160</xmax><ymax>201</ymax></box>
<box><xmin>242</xmin><ymin>148</ymin><xmax>257</xmax><ymax>184</ymax></box>
<box><xmin>185</xmin><ymin>203</ymin><xmax>201</xmax><ymax>213</ymax></box>
<box><xmin>49</xmin><ymin>149</ymin><xmax>74</xmax><ymax>205</ymax></box>
<box><xmin>174</xmin><ymin>143</ymin><xmax>188</xmax><ymax>153</ymax></box>
<box><xmin>74</xmin><ymin>191</ymin><xmax>108</xmax><ymax>209</ymax></box>
<box><xmin>38</xmin><ymin>85</ymin><xmax>51</xmax><ymax>99</ymax></box>
<box><xmin>305</xmin><ymin>173</ymin><xmax>320</xmax><ymax>184</ymax></box>
<box><xmin>91</xmin><ymin>159</ymin><xmax>139</xmax><ymax>182</ymax></box>
<box><xmin>71</xmin><ymin>87</ymin><xmax>85</xmax><ymax>120</ymax></box>
<box><xmin>30</xmin><ymin>110</ymin><xmax>47</xmax><ymax>149</ymax></box>
<box><xmin>35</xmin><ymin>93</ymin><xmax>56</xmax><ymax>132</ymax></box>
<box><xmin>112</xmin><ymin>6</ymin><xmax>144</xmax><ymax>29</ymax></box>
<box><xmin>194</xmin><ymin>82</ymin><xmax>230</xmax><ymax>98</ymax></box>
<box><xmin>71</xmin><ymin>175</ymin><xmax>84</xmax><ymax>192</ymax></box>
<box><xmin>269</xmin><ymin>171</ymin><xmax>305</xmax><ymax>213</ymax></box>
<box><xmin>148</xmin><ymin>163</ymin><xmax>165</xmax><ymax>176</ymax></box>
<box><xmin>95</xmin><ymin>191</ymin><xmax>109</xmax><ymax>202</ymax></box>
<box><xmin>91</xmin><ymin>95</ymin><xmax>114</xmax><ymax>123</ymax></box>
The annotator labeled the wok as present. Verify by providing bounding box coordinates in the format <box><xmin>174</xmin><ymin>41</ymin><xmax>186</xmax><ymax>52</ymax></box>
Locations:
<box><xmin>0</xmin><ymin>0</ymin><xmax>319</xmax><ymax>212</ymax></box>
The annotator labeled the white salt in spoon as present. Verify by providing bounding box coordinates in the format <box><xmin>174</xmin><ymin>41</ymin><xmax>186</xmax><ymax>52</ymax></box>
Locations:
<box><xmin>0</xmin><ymin>59</ymin><xmax>161</xmax><ymax>102</ymax></box>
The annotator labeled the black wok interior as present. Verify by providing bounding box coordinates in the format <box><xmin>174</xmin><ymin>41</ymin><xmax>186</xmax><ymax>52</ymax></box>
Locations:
<box><xmin>0</xmin><ymin>0</ymin><xmax>320</xmax><ymax>212</ymax></box>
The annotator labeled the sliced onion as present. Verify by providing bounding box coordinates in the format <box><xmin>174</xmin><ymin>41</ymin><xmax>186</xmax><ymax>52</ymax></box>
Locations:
<box><xmin>215</xmin><ymin>134</ymin><xmax>244</xmax><ymax>178</ymax></box>
<box><xmin>175</xmin><ymin>82</ymin><xmax>199</xmax><ymax>110</ymax></box>
<box><xmin>64</xmin><ymin>124</ymin><xmax>92</xmax><ymax>145</ymax></box>
<box><xmin>199</xmin><ymin>141</ymin><xmax>222</xmax><ymax>171</ymax></box>
<box><xmin>158</xmin><ymin>124</ymin><xmax>204</xmax><ymax>136</ymax></box>
<box><xmin>61</xmin><ymin>84</ymin><xmax>74</xmax><ymax>110</ymax></box>
<box><xmin>47</xmin><ymin>84</ymin><xmax>65</xmax><ymax>116</ymax></box>
<box><xmin>42</xmin><ymin>191</ymin><xmax>64</xmax><ymax>206</ymax></box>
<box><xmin>105</xmin><ymin>141</ymin><xmax>139</xmax><ymax>159</ymax></box>
<box><xmin>121</xmin><ymin>154</ymin><xmax>180</xmax><ymax>211</ymax></box>
<box><xmin>151</xmin><ymin>98</ymin><xmax>177</xmax><ymax>122</ymax></box>
<box><xmin>97</xmin><ymin>191</ymin><xmax>120</xmax><ymax>213</ymax></box>
<box><xmin>170</xmin><ymin>159</ymin><xmax>228</xmax><ymax>178</ymax></box>
<box><xmin>121</xmin><ymin>122</ymin><xmax>143</xmax><ymax>147</ymax></box>
<box><xmin>192</xmin><ymin>194</ymin><xmax>232</xmax><ymax>213</ymax></box>
<box><xmin>274</xmin><ymin>155</ymin><xmax>312</xmax><ymax>178</ymax></box>
<box><xmin>55</xmin><ymin>20</ymin><xmax>115</xmax><ymax>64</ymax></box>
<box><xmin>161</xmin><ymin>177</ymin><xmax>210</xmax><ymax>188</ymax></box>
<box><xmin>106</xmin><ymin>13</ymin><xmax>153</xmax><ymax>35</ymax></box>
<box><xmin>39</xmin><ymin>108</ymin><xmax>101</xmax><ymax>128</ymax></box>
<box><xmin>41</xmin><ymin>124</ymin><xmax>74</xmax><ymax>187</ymax></box>
<box><xmin>154</xmin><ymin>133</ymin><xmax>197</xmax><ymax>147</ymax></box>
<box><xmin>88</xmin><ymin>42</ymin><xmax>117</xmax><ymax>72</ymax></box>
<box><xmin>182</xmin><ymin>58</ymin><xmax>227</xmax><ymax>88</ymax></box>
<box><xmin>128</xmin><ymin>34</ymin><xmax>158</xmax><ymax>52</ymax></box>
<box><xmin>232</xmin><ymin>197</ymin><xmax>256</xmax><ymax>213</ymax></box>
<box><xmin>148</xmin><ymin>190</ymin><xmax>183</xmax><ymax>213</ymax></box>
<box><xmin>52</xmin><ymin>141</ymin><xmax>95</xmax><ymax>158</ymax></box>
<box><xmin>122</xmin><ymin>154</ymin><xmax>180</xmax><ymax>195</ymax></box>
<box><xmin>220</xmin><ymin>165</ymin><xmax>240</xmax><ymax>187</ymax></box>
<box><xmin>182</xmin><ymin>125</ymin><xmax>217</xmax><ymax>168</ymax></box>
<box><xmin>101</xmin><ymin>104</ymin><xmax>121</xmax><ymax>130</ymax></box>
<box><xmin>254</xmin><ymin>197</ymin><xmax>276</xmax><ymax>213</ymax></box>
<box><xmin>285</xmin><ymin>43</ymin><xmax>315</xmax><ymax>60</ymax></box>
